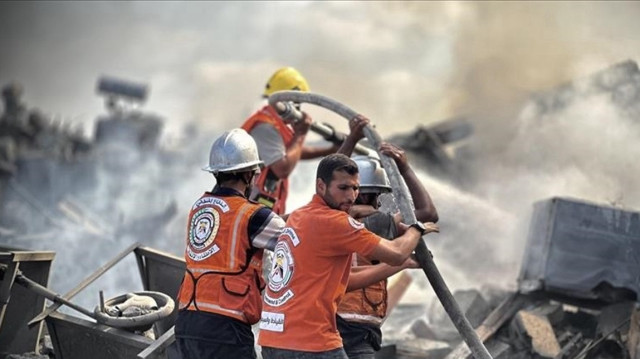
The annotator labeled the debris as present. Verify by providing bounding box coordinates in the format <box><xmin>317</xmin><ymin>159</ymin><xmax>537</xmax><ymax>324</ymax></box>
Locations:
<box><xmin>424</xmin><ymin>289</ymin><xmax>492</xmax><ymax>342</ymax></box>
<box><xmin>395</xmin><ymin>338</ymin><xmax>451</xmax><ymax>358</ymax></box>
<box><xmin>511</xmin><ymin>309</ymin><xmax>561</xmax><ymax>358</ymax></box>
<box><xmin>105</xmin><ymin>293</ymin><xmax>159</xmax><ymax>318</ymax></box>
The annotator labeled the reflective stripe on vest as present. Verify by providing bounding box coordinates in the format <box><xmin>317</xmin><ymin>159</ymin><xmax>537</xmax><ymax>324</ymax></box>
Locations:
<box><xmin>176</xmin><ymin>194</ymin><xmax>264</xmax><ymax>324</ymax></box>
<box><xmin>337</xmin><ymin>312</ymin><xmax>384</xmax><ymax>326</ymax></box>
<box><xmin>241</xmin><ymin>105</ymin><xmax>294</xmax><ymax>215</ymax></box>
<box><xmin>229</xmin><ymin>203</ymin><xmax>251</xmax><ymax>269</ymax></box>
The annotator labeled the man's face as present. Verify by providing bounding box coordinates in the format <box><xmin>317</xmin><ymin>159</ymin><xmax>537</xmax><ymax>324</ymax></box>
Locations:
<box><xmin>317</xmin><ymin>170</ymin><xmax>360</xmax><ymax>212</ymax></box>
<box><xmin>356</xmin><ymin>192</ymin><xmax>380</xmax><ymax>209</ymax></box>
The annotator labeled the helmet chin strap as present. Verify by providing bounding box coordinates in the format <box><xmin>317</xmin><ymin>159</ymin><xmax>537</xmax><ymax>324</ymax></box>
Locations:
<box><xmin>242</xmin><ymin>171</ymin><xmax>257</xmax><ymax>198</ymax></box>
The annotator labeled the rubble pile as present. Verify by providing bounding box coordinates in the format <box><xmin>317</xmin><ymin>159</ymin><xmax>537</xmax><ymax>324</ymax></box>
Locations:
<box><xmin>376</xmin><ymin>196</ymin><xmax>640</xmax><ymax>359</ymax></box>
<box><xmin>378</xmin><ymin>288</ymin><xmax>638</xmax><ymax>359</ymax></box>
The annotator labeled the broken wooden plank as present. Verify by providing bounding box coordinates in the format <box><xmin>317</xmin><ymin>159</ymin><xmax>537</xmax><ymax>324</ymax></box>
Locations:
<box><xmin>444</xmin><ymin>292</ymin><xmax>529</xmax><ymax>359</ymax></box>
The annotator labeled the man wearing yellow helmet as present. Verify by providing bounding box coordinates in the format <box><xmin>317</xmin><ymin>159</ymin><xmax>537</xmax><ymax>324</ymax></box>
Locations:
<box><xmin>241</xmin><ymin>67</ymin><xmax>339</xmax><ymax>215</ymax></box>
<box><xmin>262</xmin><ymin>67</ymin><xmax>310</xmax><ymax>97</ymax></box>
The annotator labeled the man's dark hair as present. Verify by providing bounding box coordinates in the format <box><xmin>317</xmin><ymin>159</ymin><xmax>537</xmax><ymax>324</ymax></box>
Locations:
<box><xmin>214</xmin><ymin>170</ymin><xmax>254</xmax><ymax>185</ymax></box>
<box><xmin>316</xmin><ymin>154</ymin><xmax>359</xmax><ymax>185</ymax></box>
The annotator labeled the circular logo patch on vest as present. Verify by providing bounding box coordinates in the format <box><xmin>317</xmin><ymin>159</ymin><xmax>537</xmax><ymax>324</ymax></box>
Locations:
<box><xmin>187</xmin><ymin>207</ymin><xmax>220</xmax><ymax>261</ymax></box>
<box><xmin>268</xmin><ymin>241</ymin><xmax>294</xmax><ymax>292</ymax></box>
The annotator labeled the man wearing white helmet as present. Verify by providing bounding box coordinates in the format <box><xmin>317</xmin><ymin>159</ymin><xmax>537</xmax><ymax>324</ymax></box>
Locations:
<box><xmin>241</xmin><ymin>67</ymin><xmax>339</xmax><ymax>215</ymax></box>
<box><xmin>336</xmin><ymin>123</ymin><xmax>439</xmax><ymax>359</ymax></box>
<box><xmin>175</xmin><ymin>128</ymin><xmax>285</xmax><ymax>359</ymax></box>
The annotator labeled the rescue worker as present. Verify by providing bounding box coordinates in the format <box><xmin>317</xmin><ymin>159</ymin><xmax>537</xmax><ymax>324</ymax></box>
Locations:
<box><xmin>175</xmin><ymin>128</ymin><xmax>286</xmax><ymax>359</ymax></box>
<box><xmin>258</xmin><ymin>153</ymin><xmax>439</xmax><ymax>359</ymax></box>
<box><xmin>337</xmin><ymin>129</ymin><xmax>439</xmax><ymax>358</ymax></box>
<box><xmin>241</xmin><ymin>67</ymin><xmax>340</xmax><ymax>215</ymax></box>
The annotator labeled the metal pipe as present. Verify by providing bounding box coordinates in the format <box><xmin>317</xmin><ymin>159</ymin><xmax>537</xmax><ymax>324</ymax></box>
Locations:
<box><xmin>272</xmin><ymin>101</ymin><xmax>373</xmax><ymax>156</ymax></box>
<box><xmin>268</xmin><ymin>91</ymin><xmax>493</xmax><ymax>359</ymax></box>
<box><xmin>12</xmin><ymin>270</ymin><xmax>97</xmax><ymax>319</ymax></box>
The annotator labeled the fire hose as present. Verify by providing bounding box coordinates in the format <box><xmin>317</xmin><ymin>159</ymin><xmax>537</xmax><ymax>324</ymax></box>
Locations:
<box><xmin>269</xmin><ymin>91</ymin><xmax>493</xmax><ymax>359</ymax></box>
<box><xmin>273</xmin><ymin>102</ymin><xmax>373</xmax><ymax>157</ymax></box>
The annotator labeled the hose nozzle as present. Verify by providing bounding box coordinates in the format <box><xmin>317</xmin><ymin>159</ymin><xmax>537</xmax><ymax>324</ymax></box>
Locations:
<box><xmin>273</xmin><ymin>101</ymin><xmax>304</xmax><ymax>123</ymax></box>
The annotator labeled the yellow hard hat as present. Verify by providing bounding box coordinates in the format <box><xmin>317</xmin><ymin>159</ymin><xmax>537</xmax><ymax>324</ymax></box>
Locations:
<box><xmin>263</xmin><ymin>67</ymin><xmax>310</xmax><ymax>97</ymax></box>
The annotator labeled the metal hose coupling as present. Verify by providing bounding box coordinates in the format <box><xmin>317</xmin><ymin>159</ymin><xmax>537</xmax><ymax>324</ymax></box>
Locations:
<box><xmin>273</xmin><ymin>101</ymin><xmax>304</xmax><ymax>123</ymax></box>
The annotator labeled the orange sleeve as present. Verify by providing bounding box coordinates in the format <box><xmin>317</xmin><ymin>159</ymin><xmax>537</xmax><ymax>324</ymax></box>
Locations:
<box><xmin>314</xmin><ymin>212</ymin><xmax>381</xmax><ymax>257</ymax></box>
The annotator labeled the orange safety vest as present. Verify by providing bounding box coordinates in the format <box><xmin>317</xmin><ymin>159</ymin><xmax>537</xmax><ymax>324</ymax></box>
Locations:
<box><xmin>241</xmin><ymin>105</ymin><xmax>294</xmax><ymax>215</ymax></box>
<box><xmin>177</xmin><ymin>193</ymin><xmax>265</xmax><ymax>324</ymax></box>
<box><xmin>337</xmin><ymin>255</ymin><xmax>388</xmax><ymax>326</ymax></box>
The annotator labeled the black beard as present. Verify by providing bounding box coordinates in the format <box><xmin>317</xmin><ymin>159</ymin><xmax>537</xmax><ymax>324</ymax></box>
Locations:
<box><xmin>323</xmin><ymin>194</ymin><xmax>351</xmax><ymax>212</ymax></box>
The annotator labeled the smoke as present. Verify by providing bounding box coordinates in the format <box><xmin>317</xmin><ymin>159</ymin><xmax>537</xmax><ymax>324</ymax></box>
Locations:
<box><xmin>3</xmin><ymin>2</ymin><xmax>639</xmax><ymax>133</ymax></box>
<box><xmin>2</xmin><ymin>1</ymin><xmax>640</xmax><ymax>314</ymax></box>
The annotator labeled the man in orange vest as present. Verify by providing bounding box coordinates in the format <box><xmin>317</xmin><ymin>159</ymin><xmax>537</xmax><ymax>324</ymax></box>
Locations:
<box><xmin>241</xmin><ymin>67</ymin><xmax>340</xmax><ymax>215</ymax></box>
<box><xmin>336</xmin><ymin>135</ymin><xmax>439</xmax><ymax>358</ymax></box>
<box><xmin>258</xmin><ymin>152</ymin><xmax>438</xmax><ymax>359</ymax></box>
<box><xmin>175</xmin><ymin>128</ymin><xmax>286</xmax><ymax>359</ymax></box>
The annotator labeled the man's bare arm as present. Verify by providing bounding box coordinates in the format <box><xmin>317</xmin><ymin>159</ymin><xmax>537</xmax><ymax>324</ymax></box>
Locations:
<box><xmin>268</xmin><ymin>113</ymin><xmax>312</xmax><ymax>179</ymax></box>
<box><xmin>301</xmin><ymin>143</ymin><xmax>339</xmax><ymax>159</ymax></box>
<box><xmin>337</xmin><ymin>115</ymin><xmax>369</xmax><ymax>156</ymax></box>
<box><xmin>367</xmin><ymin>223</ymin><xmax>438</xmax><ymax>266</ymax></box>
<box><xmin>379</xmin><ymin>143</ymin><xmax>438</xmax><ymax>224</ymax></box>
<box><xmin>346</xmin><ymin>257</ymin><xmax>418</xmax><ymax>291</ymax></box>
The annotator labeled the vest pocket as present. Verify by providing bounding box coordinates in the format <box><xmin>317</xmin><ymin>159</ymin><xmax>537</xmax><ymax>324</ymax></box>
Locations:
<box><xmin>222</xmin><ymin>277</ymin><xmax>250</xmax><ymax>296</ymax></box>
<box><xmin>363</xmin><ymin>284</ymin><xmax>386</xmax><ymax>312</ymax></box>
<box><xmin>220</xmin><ymin>274</ymin><xmax>262</xmax><ymax>324</ymax></box>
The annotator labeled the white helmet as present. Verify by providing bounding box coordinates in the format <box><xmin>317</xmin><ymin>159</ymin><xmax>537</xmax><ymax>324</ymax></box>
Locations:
<box><xmin>203</xmin><ymin>129</ymin><xmax>263</xmax><ymax>174</ymax></box>
<box><xmin>353</xmin><ymin>155</ymin><xmax>392</xmax><ymax>194</ymax></box>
